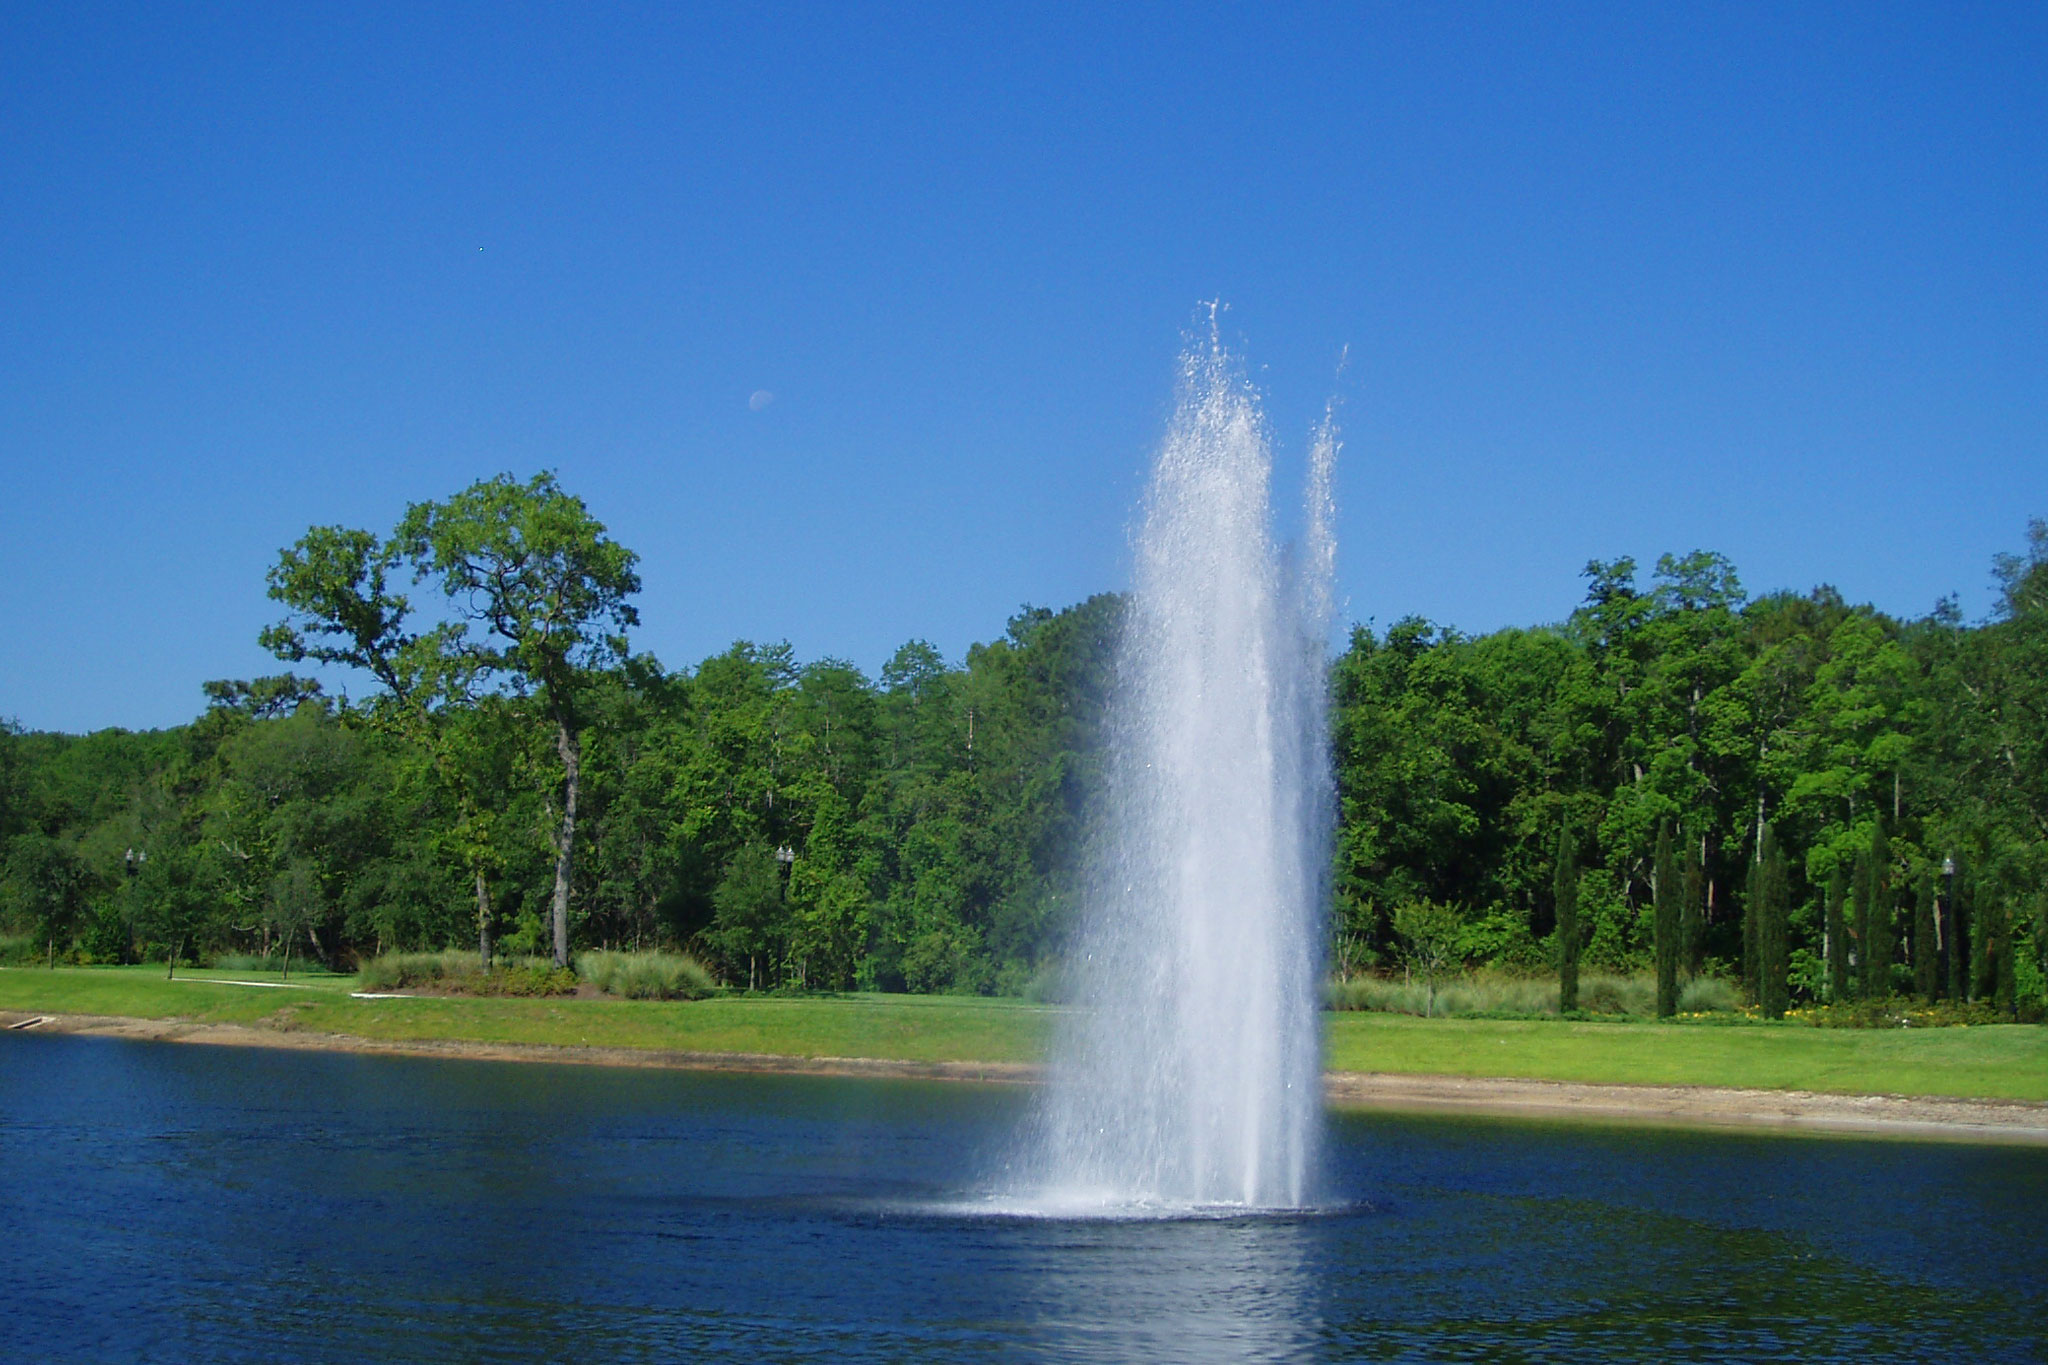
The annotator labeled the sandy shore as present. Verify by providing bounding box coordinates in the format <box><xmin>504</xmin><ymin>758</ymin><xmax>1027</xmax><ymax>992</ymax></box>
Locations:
<box><xmin>8</xmin><ymin>1009</ymin><xmax>2047</xmax><ymax>1146</ymax></box>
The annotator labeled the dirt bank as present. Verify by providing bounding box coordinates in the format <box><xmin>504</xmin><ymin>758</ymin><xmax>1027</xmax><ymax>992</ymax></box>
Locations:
<box><xmin>8</xmin><ymin>1009</ymin><xmax>2046</xmax><ymax>1145</ymax></box>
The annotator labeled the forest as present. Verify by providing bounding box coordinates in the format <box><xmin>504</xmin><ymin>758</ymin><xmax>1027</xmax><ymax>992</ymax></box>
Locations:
<box><xmin>4</xmin><ymin>472</ymin><xmax>2044</xmax><ymax>1014</ymax></box>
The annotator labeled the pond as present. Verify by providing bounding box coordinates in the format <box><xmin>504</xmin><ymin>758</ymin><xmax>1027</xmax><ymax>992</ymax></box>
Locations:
<box><xmin>2</xmin><ymin>1034</ymin><xmax>2043</xmax><ymax>1362</ymax></box>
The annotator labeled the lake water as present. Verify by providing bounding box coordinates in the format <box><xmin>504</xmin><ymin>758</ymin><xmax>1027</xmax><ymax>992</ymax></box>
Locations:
<box><xmin>3</xmin><ymin>1034</ymin><xmax>2043</xmax><ymax>1363</ymax></box>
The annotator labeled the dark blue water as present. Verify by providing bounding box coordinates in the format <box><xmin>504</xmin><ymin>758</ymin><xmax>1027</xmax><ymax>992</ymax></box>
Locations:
<box><xmin>3</xmin><ymin>1034</ymin><xmax>2043</xmax><ymax>1363</ymax></box>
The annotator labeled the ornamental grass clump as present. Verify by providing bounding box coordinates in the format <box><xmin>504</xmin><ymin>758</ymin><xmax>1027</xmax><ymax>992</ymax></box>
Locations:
<box><xmin>1675</xmin><ymin>976</ymin><xmax>1743</xmax><ymax>1013</ymax></box>
<box><xmin>575</xmin><ymin>949</ymin><xmax>716</xmax><ymax>1001</ymax></box>
<box><xmin>1327</xmin><ymin>969</ymin><xmax>1743</xmax><ymax>1019</ymax></box>
<box><xmin>355</xmin><ymin>950</ymin><xmax>576</xmax><ymax>996</ymax></box>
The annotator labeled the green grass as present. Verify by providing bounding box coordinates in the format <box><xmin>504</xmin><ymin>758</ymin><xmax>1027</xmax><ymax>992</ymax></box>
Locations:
<box><xmin>3</xmin><ymin>965</ymin><xmax>2044</xmax><ymax>1100</ymax></box>
<box><xmin>1325</xmin><ymin>1011</ymin><xmax>2048</xmax><ymax>1102</ymax></box>
<box><xmin>0</xmin><ymin>965</ymin><xmax>1055</xmax><ymax>1065</ymax></box>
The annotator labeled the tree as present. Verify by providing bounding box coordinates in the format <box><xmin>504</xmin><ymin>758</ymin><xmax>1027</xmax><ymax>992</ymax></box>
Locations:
<box><xmin>707</xmin><ymin>843</ymin><xmax>788</xmax><ymax>991</ymax></box>
<box><xmin>1756</xmin><ymin>824</ymin><xmax>1790</xmax><ymax>1019</ymax></box>
<box><xmin>1912</xmin><ymin>869</ymin><xmax>1938</xmax><ymax>1001</ymax></box>
<box><xmin>3</xmin><ymin>833</ymin><xmax>87</xmax><ymax>966</ymax></box>
<box><xmin>1680</xmin><ymin>827</ymin><xmax>1706</xmax><ymax>979</ymax></box>
<box><xmin>1653</xmin><ymin>821</ymin><xmax>1678</xmax><ymax>1016</ymax></box>
<box><xmin>1391</xmin><ymin>900</ymin><xmax>1462</xmax><ymax>1018</ymax></box>
<box><xmin>397</xmin><ymin>473</ymin><xmax>640</xmax><ymax>968</ymax></box>
<box><xmin>1862</xmin><ymin>819</ymin><xmax>1893</xmax><ymax>1000</ymax></box>
<box><xmin>1824</xmin><ymin>866</ymin><xmax>1850</xmax><ymax>1003</ymax></box>
<box><xmin>1555</xmin><ymin>826</ymin><xmax>1580</xmax><ymax>1013</ymax></box>
<box><xmin>1947</xmin><ymin>853</ymin><xmax>1971</xmax><ymax>1004</ymax></box>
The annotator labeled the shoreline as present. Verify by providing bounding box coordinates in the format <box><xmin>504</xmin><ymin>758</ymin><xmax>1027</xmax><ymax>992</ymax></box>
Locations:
<box><xmin>7</xmin><ymin>1008</ymin><xmax>2047</xmax><ymax>1146</ymax></box>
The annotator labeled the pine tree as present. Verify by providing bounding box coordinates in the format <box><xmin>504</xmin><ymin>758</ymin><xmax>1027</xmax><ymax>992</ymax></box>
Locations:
<box><xmin>1913</xmin><ymin>869</ymin><xmax>1938</xmax><ymax>1001</ymax></box>
<box><xmin>1555</xmin><ymin>825</ymin><xmax>1579</xmax><ymax>1014</ymax></box>
<box><xmin>1825</xmin><ymin>866</ymin><xmax>1850</xmax><ymax>1003</ymax></box>
<box><xmin>1680</xmin><ymin>828</ymin><xmax>1706</xmax><ymax>979</ymax></box>
<box><xmin>1863</xmin><ymin>819</ymin><xmax>1893</xmax><ymax>1001</ymax></box>
<box><xmin>1757</xmin><ymin>824</ymin><xmax>1790</xmax><ymax>1019</ymax></box>
<box><xmin>1654</xmin><ymin>821</ymin><xmax>1679</xmax><ymax>1017</ymax></box>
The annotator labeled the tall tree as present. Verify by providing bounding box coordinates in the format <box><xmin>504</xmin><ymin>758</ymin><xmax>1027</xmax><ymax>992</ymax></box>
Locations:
<box><xmin>1680</xmin><ymin>826</ymin><xmax>1706</xmax><ymax>979</ymax></box>
<box><xmin>1862</xmin><ymin>818</ymin><xmax>1893</xmax><ymax>1000</ymax></box>
<box><xmin>1824</xmin><ymin>865</ymin><xmax>1850</xmax><ymax>1003</ymax></box>
<box><xmin>1913</xmin><ymin>869</ymin><xmax>1938</xmax><ymax>1000</ymax></box>
<box><xmin>397</xmin><ymin>472</ymin><xmax>641</xmax><ymax>967</ymax></box>
<box><xmin>1946</xmin><ymin>853</ymin><xmax>1971</xmax><ymax>1003</ymax></box>
<box><xmin>1555</xmin><ymin>825</ymin><xmax>1580</xmax><ymax>1013</ymax></box>
<box><xmin>1653</xmin><ymin>821</ymin><xmax>1678</xmax><ymax>1017</ymax></box>
<box><xmin>1757</xmin><ymin>825</ymin><xmax>1790</xmax><ymax>1019</ymax></box>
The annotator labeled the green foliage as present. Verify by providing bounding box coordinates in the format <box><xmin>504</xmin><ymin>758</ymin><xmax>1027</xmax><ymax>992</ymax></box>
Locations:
<box><xmin>1756</xmin><ymin>826</ymin><xmax>1790</xmax><ymax>1019</ymax></box>
<box><xmin>7</xmin><ymin>515</ymin><xmax>2047</xmax><ymax>1009</ymax></box>
<box><xmin>1554</xmin><ymin>827</ymin><xmax>1580</xmax><ymax>1013</ymax></box>
<box><xmin>1824</xmin><ymin>867</ymin><xmax>1850</xmax><ymax>1003</ymax></box>
<box><xmin>1390</xmin><ymin>900</ymin><xmax>1464</xmax><ymax>1017</ymax></box>
<box><xmin>575</xmin><ymin>949</ymin><xmax>716</xmax><ymax>1000</ymax></box>
<box><xmin>1325</xmin><ymin>969</ymin><xmax>1741</xmax><ymax>1018</ymax></box>
<box><xmin>355</xmin><ymin>950</ymin><xmax>577</xmax><ymax>997</ymax></box>
<box><xmin>1653</xmin><ymin>822</ymin><xmax>1678</xmax><ymax>1016</ymax></box>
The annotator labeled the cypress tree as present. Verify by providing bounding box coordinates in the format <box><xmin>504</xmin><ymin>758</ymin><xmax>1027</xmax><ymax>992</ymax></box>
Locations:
<box><xmin>1743</xmin><ymin>845</ymin><xmax>1761</xmax><ymax>1004</ymax></box>
<box><xmin>1863</xmin><ymin>819</ymin><xmax>1892</xmax><ymax>1001</ymax></box>
<box><xmin>1825</xmin><ymin>866</ymin><xmax>1850</xmax><ymax>1003</ymax></box>
<box><xmin>1680</xmin><ymin>828</ymin><xmax>1706</xmax><ymax>979</ymax></box>
<box><xmin>1758</xmin><ymin>824</ymin><xmax>1790</xmax><ymax>1019</ymax></box>
<box><xmin>1975</xmin><ymin>892</ymin><xmax>2013</xmax><ymax>1014</ymax></box>
<box><xmin>1947</xmin><ymin>854</ymin><xmax>1971</xmax><ymax>1003</ymax></box>
<box><xmin>1851</xmin><ymin>857</ymin><xmax>1871</xmax><ymax>1001</ymax></box>
<box><xmin>1654</xmin><ymin>821</ymin><xmax>1679</xmax><ymax>1017</ymax></box>
<box><xmin>1996</xmin><ymin>900</ymin><xmax>2019</xmax><ymax>1020</ymax></box>
<box><xmin>1555</xmin><ymin>825</ymin><xmax>1579</xmax><ymax>1014</ymax></box>
<box><xmin>1913</xmin><ymin>869</ymin><xmax>1938</xmax><ymax>1001</ymax></box>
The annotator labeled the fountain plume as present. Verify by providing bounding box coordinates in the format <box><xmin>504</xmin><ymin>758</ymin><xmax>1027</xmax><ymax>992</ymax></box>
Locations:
<box><xmin>1030</xmin><ymin>321</ymin><xmax>1337</xmax><ymax>1211</ymax></box>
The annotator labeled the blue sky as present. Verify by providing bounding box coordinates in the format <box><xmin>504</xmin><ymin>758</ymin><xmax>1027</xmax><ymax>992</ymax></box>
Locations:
<box><xmin>3</xmin><ymin>3</ymin><xmax>2043</xmax><ymax>733</ymax></box>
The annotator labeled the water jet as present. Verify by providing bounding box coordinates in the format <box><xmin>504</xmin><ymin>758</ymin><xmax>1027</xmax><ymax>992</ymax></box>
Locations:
<box><xmin>1027</xmin><ymin>320</ymin><xmax>1337</xmax><ymax>1212</ymax></box>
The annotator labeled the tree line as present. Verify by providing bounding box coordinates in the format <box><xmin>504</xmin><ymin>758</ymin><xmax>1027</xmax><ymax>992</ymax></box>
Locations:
<box><xmin>3</xmin><ymin>473</ymin><xmax>2044</xmax><ymax>1013</ymax></box>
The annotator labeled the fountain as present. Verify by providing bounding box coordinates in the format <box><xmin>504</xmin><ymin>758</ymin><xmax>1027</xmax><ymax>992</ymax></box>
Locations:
<box><xmin>1026</xmin><ymin>318</ymin><xmax>1337</xmax><ymax>1212</ymax></box>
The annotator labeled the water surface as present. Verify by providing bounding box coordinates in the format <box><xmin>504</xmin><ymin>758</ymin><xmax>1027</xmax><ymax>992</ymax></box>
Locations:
<box><xmin>3</xmin><ymin>1034</ymin><xmax>2042</xmax><ymax>1362</ymax></box>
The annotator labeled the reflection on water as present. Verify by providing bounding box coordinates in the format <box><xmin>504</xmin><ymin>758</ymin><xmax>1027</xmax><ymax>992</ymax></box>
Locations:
<box><xmin>2</xmin><ymin>1034</ymin><xmax>2044</xmax><ymax>1363</ymax></box>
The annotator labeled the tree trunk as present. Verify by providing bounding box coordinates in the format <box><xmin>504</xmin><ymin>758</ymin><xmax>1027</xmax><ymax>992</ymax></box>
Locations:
<box><xmin>476</xmin><ymin>867</ymin><xmax>494</xmax><ymax>969</ymax></box>
<box><xmin>551</xmin><ymin>719</ymin><xmax>580</xmax><ymax>969</ymax></box>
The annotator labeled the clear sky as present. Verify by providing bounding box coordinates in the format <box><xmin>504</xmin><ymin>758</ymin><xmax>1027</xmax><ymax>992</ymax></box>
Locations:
<box><xmin>3</xmin><ymin>3</ymin><xmax>2044</xmax><ymax>733</ymax></box>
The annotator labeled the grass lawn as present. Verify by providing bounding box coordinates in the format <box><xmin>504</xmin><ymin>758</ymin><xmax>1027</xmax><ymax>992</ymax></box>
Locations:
<box><xmin>4</xmin><ymin>965</ymin><xmax>2045</xmax><ymax>1101</ymax></box>
<box><xmin>1324</xmin><ymin>1011</ymin><xmax>2048</xmax><ymax>1102</ymax></box>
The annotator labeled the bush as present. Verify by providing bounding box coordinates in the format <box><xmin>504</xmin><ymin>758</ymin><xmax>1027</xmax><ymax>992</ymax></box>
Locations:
<box><xmin>355</xmin><ymin>950</ymin><xmax>576</xmax><ymax>997</ymax></box>
<box><xmin>1575</xmin><ymin>974</ymin><xmax>1653</xmax><ymax>1017</ymax></box>
<box><xmin>1327</xmin><ymin>970</ymin><xmax>1558</xmax><ymax>1017</ymax></box>
<box><xmin>575</xmin><ymin>949</ymin><xmax>715</xmax><ymax>1000</ymax></box>
<box><xmin>1326</xmin><ymin>970</ymin><xmax>1739</xmax><ymax>1019</ymax></box>
<box><xmin>213</xmin><ymin>952</ymin><xmax>334</xmax><ymax>973</ymax></box>
<box><xmin>1676</xmin><ymin>976</ymin><xmax>1742</xmax><ymax>1013</ymax></box>
<box><xmin>0</xmin><ymin>932</ymin><xmax>42</xmax><ymax>966</ymax></box>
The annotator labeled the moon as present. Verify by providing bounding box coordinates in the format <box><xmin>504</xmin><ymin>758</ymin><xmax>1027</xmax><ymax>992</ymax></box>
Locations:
<box><xmin>748</xmin><ymin>390</ymin><xmax>775</xmax><ymax>412</ymax></box>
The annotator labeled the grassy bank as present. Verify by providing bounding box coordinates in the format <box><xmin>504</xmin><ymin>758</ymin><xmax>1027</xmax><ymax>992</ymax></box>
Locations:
<box><xmin>3</xmin><ymin>966</ymin><xmax>2045</xmax><ymax>1101</ymax></box>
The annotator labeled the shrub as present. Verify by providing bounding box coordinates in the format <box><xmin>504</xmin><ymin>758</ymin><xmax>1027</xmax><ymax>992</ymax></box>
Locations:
<box><xmin>355</xmin><ymin>950</ymin><xmax>576</xmax><ymax>997</ymax></box>
<box><xmin>1326</xmin><ymin>969</ymin><xmax>1729</xmax><ymax>1019</ymax></box>
<box><xmin>575</xmin><ymin>949</ymin><xmax>715</xmax><ymax>1001</ymax></box>
<box><xmin>213</xmin><ymin>952</ymin><xmax>333</xmax><ymax>973</ymax></box>
<box><xmin>1677</xmin><ymin>976</ymin><xmax>1742</xmax><ymax>1013</ymax></box>
<box><xmin>1575</xmin><ymin>974</ymin><xmax>1653</xmax><ymax>1017</ymax></box>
